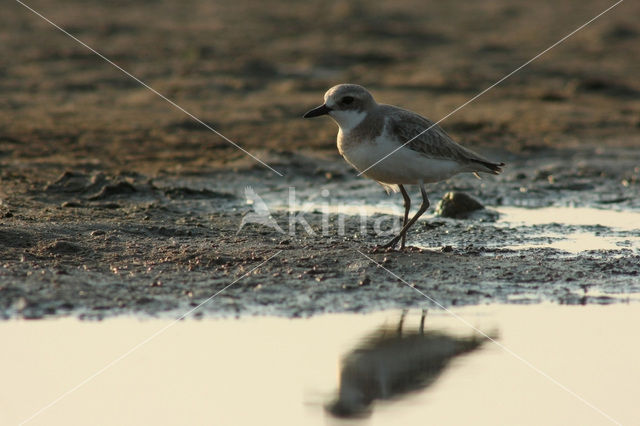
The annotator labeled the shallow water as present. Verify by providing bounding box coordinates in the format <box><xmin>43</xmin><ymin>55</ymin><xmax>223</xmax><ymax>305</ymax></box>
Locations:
<box><xmin>3</xmin><ymin>304</ymin><xmax>639</xmax><ymax>425</ymax></box>
<box><xmin>498</xmin><ymin>206</ymin><xmax>640</xmax><ymax>231</ymax></box>
<box><xmin>276</xmin><ymin>200</ymin><xmax>640</xmax><ymax>253</ymax></box>
<box><xmin>497</xmin><ymin>207</ymin><xmax>640</xmax><ymax>253</ymax></box>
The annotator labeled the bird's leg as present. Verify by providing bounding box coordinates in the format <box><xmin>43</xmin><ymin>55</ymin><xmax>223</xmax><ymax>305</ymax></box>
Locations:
<box><xmin>397</xmin><ymin>308</ymin><xmax>408</xmax><ymax>335</ymax></box>
<box><xmin>419</xmin><ymin>309</ymin><xmax>427</xmax><ymax>334</ymax></box>
<box><xmin>399</xmin><ymin>185</ymin><xmax>411</xmax><ymax>249</ymax></box>
<box><xmin>381</xmin><ymin>183</ymin><xmax>430</xmax><ymax>249</ymax></box>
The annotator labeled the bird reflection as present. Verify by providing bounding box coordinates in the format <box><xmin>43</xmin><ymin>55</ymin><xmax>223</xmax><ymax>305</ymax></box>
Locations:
<box><xmin>327</xmin><ymin>310</ymin><xmax>491</xmax><ymax>418</ymax></box>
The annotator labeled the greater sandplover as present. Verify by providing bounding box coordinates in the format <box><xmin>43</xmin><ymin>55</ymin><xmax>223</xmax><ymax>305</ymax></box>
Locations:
<box><xmin>303</xmin><ymin>84</ymin><xmax>504</xmax><ymax>249</ymax></box>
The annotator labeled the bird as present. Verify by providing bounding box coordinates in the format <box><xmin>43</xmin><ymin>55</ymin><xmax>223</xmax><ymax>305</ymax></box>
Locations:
<box><xmin>303</xmin><ymin>84</ymin><xmax>504</xmax><ymax>249</ymax></box>
<box><xmin>237</xmin><ymin>186</ymin><xmax>284</xmax><ymax>234</ymax></box>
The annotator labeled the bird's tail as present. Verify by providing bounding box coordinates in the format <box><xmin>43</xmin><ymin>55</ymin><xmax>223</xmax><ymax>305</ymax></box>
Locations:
<box><xmin>471</xmin><ymin>159</ymin><xmax>505</xmax><ymax>175</ymax></box>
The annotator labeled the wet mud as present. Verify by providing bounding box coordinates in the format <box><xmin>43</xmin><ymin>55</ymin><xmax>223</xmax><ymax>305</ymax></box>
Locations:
<box><xmin>1</xmin><ymin>0</ymin><xmax>639</xmax><ymax>319</ymax></box>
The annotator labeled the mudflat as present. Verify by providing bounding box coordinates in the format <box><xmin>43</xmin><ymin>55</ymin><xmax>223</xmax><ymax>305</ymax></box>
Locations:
<box><xmin>1</xmin><ymin>0</ymin><xmax>639</xmax><ymax>319</ymax></box>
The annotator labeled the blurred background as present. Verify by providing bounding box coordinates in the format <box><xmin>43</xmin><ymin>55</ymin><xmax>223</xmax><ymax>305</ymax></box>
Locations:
<box><xmin>2</xmin><ymin>0</ymin><xmax>639</xmax><ymax>179</ymax></box>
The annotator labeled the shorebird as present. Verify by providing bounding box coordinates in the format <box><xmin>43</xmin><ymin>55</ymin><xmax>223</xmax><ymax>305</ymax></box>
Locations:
<box><xmin>303</xmin><ymin>84</ymin><xmax>504</xmax><ymax>249</ymax></box>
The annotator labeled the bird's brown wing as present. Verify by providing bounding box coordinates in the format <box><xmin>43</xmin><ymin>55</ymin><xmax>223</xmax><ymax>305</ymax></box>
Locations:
<box><xmin>385</xmin><ymin>107</ymin><xmax>504</xmax><ymax>173</ymax></box>
<box><xmin>386</xmin><ymin>109</ymin><xmax>483</xmax><ymax>162</ymax></box>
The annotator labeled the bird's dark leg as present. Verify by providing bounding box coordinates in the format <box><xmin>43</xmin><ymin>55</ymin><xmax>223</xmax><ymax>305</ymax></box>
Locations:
<box><xmin>382</xmin><ymin>183</ymin><xmax>430</xmax><ymax>249</ymax></box>
<box><xmin>397</xmin><ymin>308</ymin><xmax>408</xmax><ymax>335</ymax></box>
<box><xmin>399</xmin><ymin>185</ymin><xmax>411</xmax><ymax>249</ymax></box>
<box><xmin>419</xmin><ymin>309</ymin><xmax>427</xmax><ymax>334</ymax></box>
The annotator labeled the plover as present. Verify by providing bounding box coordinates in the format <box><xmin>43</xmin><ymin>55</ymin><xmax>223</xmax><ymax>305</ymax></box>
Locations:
<box><xmin>303</xmin><ymin>84</ymin><xmax>504</xmax><ymax>249</ymax></box>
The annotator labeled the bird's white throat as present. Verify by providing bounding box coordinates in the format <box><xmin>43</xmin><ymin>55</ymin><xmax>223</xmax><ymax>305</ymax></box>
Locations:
<box><xmin>330</xmin><ymin>110</ymin><xmax>367</xmax><ymax>133</ymax></box>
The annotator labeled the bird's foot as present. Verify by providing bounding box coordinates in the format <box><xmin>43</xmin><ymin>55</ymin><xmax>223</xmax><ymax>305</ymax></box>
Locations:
<box><xmin>371</xmin><ymin>235</ymin><xmax>404</xmax><ymax>252</ymax></box>
<box><xmin>382</xmin><ymin>235</ymin><xmax>401</xmax><ymax>248</ymax></box>
<box><xmin>371</xmin><ymin>245</ymin><xmax>395</xmax><ymax>253</ymax></box>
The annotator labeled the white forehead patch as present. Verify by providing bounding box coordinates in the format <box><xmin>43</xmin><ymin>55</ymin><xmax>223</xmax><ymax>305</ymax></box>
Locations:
<box><xmin>329</xmin><ymin>109</ymin><xmax>367</xmax><ymax>132</ymax></box>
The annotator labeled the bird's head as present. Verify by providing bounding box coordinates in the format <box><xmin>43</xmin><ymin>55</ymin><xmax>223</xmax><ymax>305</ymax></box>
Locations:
<box><xmin>303</xmin><ymin>84</ymin><xmax>377</xmax><ymax>131</ymax></box>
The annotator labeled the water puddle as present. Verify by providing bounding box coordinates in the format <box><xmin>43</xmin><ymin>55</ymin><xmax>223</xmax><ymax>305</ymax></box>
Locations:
<box><xmin>274</xmin><ymin>202</ymin><xmax>640</xmax><ymax>254</ymax></box>
<box><xmin>497</xmin><ymin>207</ymin><xmax>640</xmax><ymax>253</ymax></box>
<box><xmin>498</xmin><ymin>206</ymin><xmax>640</xmax><ymax>231</ymax></box>
<box><xmin>285</xmin><ymin>202</ymin><xmax>640</xmax><ymax>253</ymax></box>
<box><xmin>502</xmin><ymin>231</ymin><xmax>635</xmax><ymax>254</ymax></box>
<box><xmin>2</xmin><ymin>304</ymin><xmax>639</xmax><ymax>425</ymax></box>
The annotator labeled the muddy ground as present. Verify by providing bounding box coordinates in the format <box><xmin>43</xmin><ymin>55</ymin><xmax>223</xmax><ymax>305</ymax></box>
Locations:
<box><xmin>1</xmin><ymin>0</ymin><xmax>639</xmax><ymax>319</ymax></box>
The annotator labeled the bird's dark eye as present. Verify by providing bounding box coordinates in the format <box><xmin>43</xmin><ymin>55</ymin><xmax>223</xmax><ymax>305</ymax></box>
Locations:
<box><xmin>342</xmin><ymin>96</ymin><xmax>354</xmax><ymax>105</ymax></box>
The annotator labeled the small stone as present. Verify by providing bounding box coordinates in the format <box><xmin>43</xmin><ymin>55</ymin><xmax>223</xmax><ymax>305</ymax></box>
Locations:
<box><xmin>46</xmin><ymin>241</ymin><xmax>82</xmax><ymax>255</ymax></box>
<box><xmin>435</xmin><ymin>192</ymin><xmax>485</xmax><ymax>219</ymax></box>
<box><xmin>61</xmin><ymin>201</ymin><xmax>83</xmax><ymax>208</ymax></box>
<box><xmin>13</xmin><ymin>297</ymin><xmax>28</xmax><ymax>311</ymax></box>
<box><xmin>359</xmin><ymin>276</ymin><xmax>371</xmax><ymax>286</ymax></box>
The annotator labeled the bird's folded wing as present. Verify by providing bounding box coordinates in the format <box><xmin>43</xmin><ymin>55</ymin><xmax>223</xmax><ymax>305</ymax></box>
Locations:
<box><xmin>388</xmin><ymin>110</ymin><xmax>493</xmax><ymax>165</ymax></box>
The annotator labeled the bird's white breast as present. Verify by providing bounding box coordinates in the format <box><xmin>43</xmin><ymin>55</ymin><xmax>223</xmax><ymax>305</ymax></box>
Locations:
<box><xmin>340</xmin><ymin>125</ymin><xmax>462</xmax><ymax>185</ymax></box>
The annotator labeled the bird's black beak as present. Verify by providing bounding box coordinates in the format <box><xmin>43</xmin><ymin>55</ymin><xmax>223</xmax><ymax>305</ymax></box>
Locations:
<box><xmin>303</xmin><ymin>104</ymin><xmax>331</xmax><ymax>118</ymax></box>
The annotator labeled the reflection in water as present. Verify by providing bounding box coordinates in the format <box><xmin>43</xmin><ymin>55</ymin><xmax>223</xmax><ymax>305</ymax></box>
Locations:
<box><xmin>327</xmin><ymin>310</ymin><xmax>491</xmax><ymax>418</ymax></box>
<box><xmin>3</xmin><ymin>306</ymin><xmax>640</xmax><ymax>424</ymax></box>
